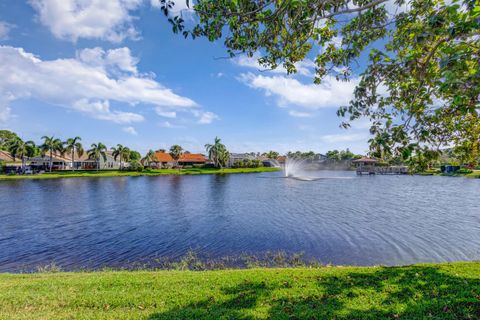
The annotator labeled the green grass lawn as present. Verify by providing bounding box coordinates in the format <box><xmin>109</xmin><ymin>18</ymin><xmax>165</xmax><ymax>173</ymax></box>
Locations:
<box><xmin>0</xmin><ymin>167</ymin><xmax>280</xmax><ymax>180</ymax></box>
<box><xmin>1</xmin><ymin>262</ymin><xmax>479</xmax><ymax>319</ymax></box>
<box><xmin>439</xmin><ymin>170</ymin><xmax>480</xmax><ymax>178</ymax></box>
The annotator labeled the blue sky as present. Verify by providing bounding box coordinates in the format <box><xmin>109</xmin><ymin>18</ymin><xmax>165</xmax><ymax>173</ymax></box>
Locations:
<box><xmin>0</xmin><ymin>0</ymin><xmax>375</xmax><ymax>154</ymax></box>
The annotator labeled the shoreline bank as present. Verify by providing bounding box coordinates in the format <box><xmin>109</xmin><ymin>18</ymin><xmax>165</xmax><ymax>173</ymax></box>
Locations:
<box><xmin>1</xmin><ymin>262</ymin><xmax>478</xmax><ymax>319</ymax></box>
<box><xmin>0</xmin><ymin>167</ymin><xmax>280</xmax><ymax>180</ymax></box>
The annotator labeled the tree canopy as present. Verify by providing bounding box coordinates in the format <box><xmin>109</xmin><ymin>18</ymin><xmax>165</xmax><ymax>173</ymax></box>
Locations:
<box><xmin>0</xmin><ymin>130</ymin><xmax>19</xmax><ymax>150</ymax></box>
<box><xmin>162</xmin><ymin>0</ymin><xmax>480</xmax><ymax>162</ymax></box>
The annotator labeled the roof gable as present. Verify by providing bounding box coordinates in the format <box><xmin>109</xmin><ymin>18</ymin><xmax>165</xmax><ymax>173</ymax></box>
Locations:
<box><xmin>179</xmin><ymin>154</ymin><xmax>206</xmax><ymax>162</ymax></box>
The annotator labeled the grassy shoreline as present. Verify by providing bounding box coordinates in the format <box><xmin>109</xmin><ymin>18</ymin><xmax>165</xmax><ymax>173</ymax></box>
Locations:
<box><xmin>0</xmin><ymin>167</ymin><xmax>280</xmax><ymax>180</ymax></box>
<box><xmin>1</xmin><ymin>262</ymin><xmax>479</xmax><ymax>319</ymax></box>
<box><xmin>417</xmin><ymin>170</ymin><xmax>480</xmax><ymax>178</ymax></box>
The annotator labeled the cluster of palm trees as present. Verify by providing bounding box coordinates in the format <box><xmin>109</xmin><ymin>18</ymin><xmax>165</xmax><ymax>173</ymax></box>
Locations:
<box><xmin>139</xmin><ymin>138</ymin><xmax>230</xmax><ymax>169</ymax></box>
<box><xmin>140</xmin><ymin>145</ymin><xmax>189</xmax><ymax>168</ymax></box>
<box><xmin>205</xmin><ymin>137</ymin><xmax>229</xmax><ymax>169</ymax></box>
<box><xmin>4</xmin><ymin>132</ymin><xmax>233</xmax><ymax>172</ymax></box>
<box><xmin>4</xmin><ymin>134</ymin><xmax>139</xmax><ymax>172</ymax></box>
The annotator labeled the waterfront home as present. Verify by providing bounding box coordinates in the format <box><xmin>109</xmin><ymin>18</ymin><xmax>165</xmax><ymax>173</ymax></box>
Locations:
<box><xmin>151</xmin><ymin>151</ymin><xmax>175</xmax><ymax>168</ymax></box>
<box><xmin>29</xmin><ymin>151</ymin><xmax>122</xmax><ymax>170</ymax></box>
<box><xmin>262</xmin><ymin>159</ymin><xmax>281</xmax><ymax>168</ymax></box>
<box><xmin>178</xmin><ymin>154</ymin><xmax>207</xmax><ymax>166</ymax></box>
<box><xmin>228</xmin><ymin>153</ymin><xmax>258</xmax><ymax>167</ymax></box>
<box><xmin>0</xmin><ymin>150</ymin><xmax>20</xmax><ymax>162</ymax></box>
<box><xmin>149</xmin><ymin>152</ymin><xmax>207</xmax><ymax>168</ymax></box>
<box><xmin>29</xmin><ymin>153</ymin><xmax>73</xmax><ymax>171</ymax></box>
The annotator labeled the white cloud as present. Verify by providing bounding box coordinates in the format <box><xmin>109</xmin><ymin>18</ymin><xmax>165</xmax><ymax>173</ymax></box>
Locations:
<box><xmin>78</xmin><ymin>47</ymin><xmax>139</xmax><ymax>74</ymax></box>
<box><xmin>319</xmin><ymin>132</ymin><xmax>368</xmax><ymax>143</ymax></box>
<box><xmin>192</xmin><ymin>110</ymin><xmax>220</xmax><ymax>124</ymax></box>
<box><xmin>0</xmin><ymin>98</ymin><xmax>11</xmax><ymax>123</ymax></box>
<box><xmin>238</xmin><ymin>72</ymin><xmax>358</xmax><ymax>110</ymax></box>
<box><xmin>159</xmin><ymin>121</ymin><xmax>184</xmax><ymax>129</ymax></box>
<box><xmin>0</xmin><ymin>21</ymin><xmax>13</xmax><ymax>40</ymax></box>
<box><xmin>123</xmin><ymin>126</ymin><xmax>138</xmax><ymax>135</ymax></box>
<box><xmin>150</xmin><ymin>0</ymin><xmax>190</xmax><ymax>11</ymax></box>
<box><xmin>73</xmin><ymin>99</ymin><xmax>144</xmax><ymax>124</ymax></box>
<box><xmin>289</xmin><ymin>111</ymin><xmax>312</xmax><ymax>118</ymax></box>
<box><xmin>235</xmin><ymin>52</ymin><xmax>315</xmax><ymax>76</ymax></box>
<box><xmin>0</xmin><ymin>46</ymin><xmax>199</xmax><ymax>124</ymax></box>
<box><xmin>155</xmin><ymin>109</ymin><xmax>177</xmax><ymax>118</ymax></box>
<box><xmin>29</xmin><ymin>0</ymin><xmax>143</xmax><ymax>42</ymax></box>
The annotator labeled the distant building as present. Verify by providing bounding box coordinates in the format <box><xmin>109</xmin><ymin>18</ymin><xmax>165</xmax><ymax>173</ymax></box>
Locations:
<box><xmin>151</xmin><ymin>152</ymin><xmax>175</xmax><ymax>168</ymax></box>
<box><xmin>276</xmin><ymin>156</ymin><xmax>286</xmax><ymax>164</ymax></box>
<box><xmin>178</xmin><ymin>154</ymin><xmax>207</xmax><ymax>166</ymax></box>
<box><xmin>352</xmin><ymin>157</ymin><xmax>378</xmax><ymax>175</ymax></box>
<box><xmin>0</xmin><ymin>150</ymin><xmax>20</xmax><ymax>162</ymax></box>
<box><xmin>150</xmin><ymin>152</ymin><xmax>207</xmax><ymax>168</ymax></box>
<box><xmin>262</xmin><ymin>159</ymin><xmax>281</xmax><ymax>168</ymax></box>
<box><xmin>29</xmin><ymin>151</ymin><xmax>121</xmax><ymax>170</ymax></box>
<box><xmin>228</xmin><ymin>153</ymin><xmax>257</xmax><ymax>167</ymax></box>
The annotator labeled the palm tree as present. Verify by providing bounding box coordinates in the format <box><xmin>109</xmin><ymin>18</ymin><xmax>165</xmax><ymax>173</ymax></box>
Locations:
<box><xmin>169</xmin><ymin>145</ymin><xmax>183</xmax><ymax>167</ymax></box>
<box><xmin>7</xmin><ymin>138</ymin><xmax>35</xmax><ymax>172</ymax></box>
<box><xmin>142</xmin><ymin>149</ymin><xmax>155</xmax><ymax>168</ymax></box>
<box><xmin>40</xmin><ymin>136</ymin><xmax>64</xmax><ymax>172</ymax></box>
<box><xmin>205</xmin><ymin>137</ymin><xmax>229</xmax><ymax>168</ymax></box>
<box><xmin>218</xmin><ymin>147</ymin><xmax>230</xmax><ymax>169</ymax></box>
<box><xmin>87</xmin><ymin>143</ymin><xmax>107</xmax><ymax>171</ymax></box>
<box><xmin>64</xmin><ymin>137</ymin><xmax>83</xmax><ymax>171</ymax></box>
<box><xmin>264</xmin><ymin>151</ymin><xmax>279</xmax><ymax>160</ymax></box>
<box><xmin>111</xmin><ymin>144</ymin><xmax>130</xmax><ymax>170</ymax></box>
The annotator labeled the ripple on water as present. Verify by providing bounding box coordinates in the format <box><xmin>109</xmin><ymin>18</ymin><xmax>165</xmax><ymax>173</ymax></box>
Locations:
<box><xmin>0</xmin><ymin>172</ymin><xmax>479</xmax><ymax>271</ymax></box>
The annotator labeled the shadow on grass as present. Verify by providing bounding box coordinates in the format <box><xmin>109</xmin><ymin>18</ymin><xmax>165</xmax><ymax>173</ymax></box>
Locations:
<box><xmin>148</xmin><ymin>265</ymin><xmax>480</xmax><ymax>320</ymax></box>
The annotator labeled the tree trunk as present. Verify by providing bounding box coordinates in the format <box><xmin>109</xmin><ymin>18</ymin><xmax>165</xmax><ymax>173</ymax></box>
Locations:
<box><xmin>72</xmin><ymin>148</ymin><xmax>75</xmax><ymax>171</ymax></box>
<box><xmin>49</xmin><ymin>150</ymin><xmax>53</xmax><ymax>172</ymax></box>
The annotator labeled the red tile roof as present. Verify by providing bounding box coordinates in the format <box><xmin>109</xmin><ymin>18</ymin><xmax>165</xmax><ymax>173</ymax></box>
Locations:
<box><xmin>153</xmin><ymin>152</ymin><xmax>174</xmax><ymax>162</ymax></box>
<box><xmin>0</xmin><ymin>150</ymin><xmax>19</xmax><ymax>162</ymax></box>
<box><xmin>152</xmin><ymin>152</ymin><xmax>206</xmax><ymax>163</ymax></box>
<box><xmin>179</xmin><ymin>154</ymin><xmax>206</xmax><ymax>163</ymax></box>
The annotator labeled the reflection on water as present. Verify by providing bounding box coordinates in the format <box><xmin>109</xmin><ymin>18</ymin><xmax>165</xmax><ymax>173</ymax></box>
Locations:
<box><xmin>0</xmin><ymin>171</ymin><xmax>479</xmax><ymax>271</ymax></box>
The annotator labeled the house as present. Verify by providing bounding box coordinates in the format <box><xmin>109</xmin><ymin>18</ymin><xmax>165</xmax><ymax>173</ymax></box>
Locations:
<box><xmin>29</xmin><ymin>153</ymin><xmax>73</xmax><ymax>171</ymax></box>
<box><xmin>0</xmin><ymin>150</ymin><xmax>22</xmax><ymax>173</ymax></box>
<box><xmin>276</xmin><ymin>156</ymin><xmax>287</xmax><ymax>164</ymax></box>
<box><xmin>151</xmin><ymin>152</ymin><xmax>175</xmax><ymax>168</ymax></box>
<box><xmin>74</xmin><ymin>151</ymin><xmax>122</xmax><ymax>170</ymax></box>
<box><xmin>262</xmin><ymin>159</ymin><xmax>281</xmax><ymax>168</ymax></box>
<box><xmin>0</xmin><ymin>150</ymin><xmax>20</xmax><ymax>162</ymax></box>
<box><xmin>149</xmin><ymin>152</ymin><xmax>207</xmax><ymax>168</ymax></box>
<box><xmin>228</xmin><ymin>153</ymin><xmax>258</xmax><ymax>167</ymax></box>
<box><xmin>178</xmin><ymin>154</ymin><xmax>206</xmax><ymax>166</ymax></box>
<box><xmin>29</xmin><ymin>151</ymin><xmax>122</xmax><ymax>171</ymax></box>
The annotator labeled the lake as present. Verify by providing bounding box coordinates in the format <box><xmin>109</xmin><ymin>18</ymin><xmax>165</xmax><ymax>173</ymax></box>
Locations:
<box><xmin>1</xmin><ymin>171</ymin><xmax>479</xmax><ymax>271</ymax></box>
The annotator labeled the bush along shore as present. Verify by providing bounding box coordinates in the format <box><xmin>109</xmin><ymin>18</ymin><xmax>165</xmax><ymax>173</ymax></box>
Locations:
<box><xmin>0</xmin><ymin>167</ymin><xmax>280</xmax><ymax>180</ymax></box>
<box><xmin>0</xmin><ymin>261</ymin><xmax>479</xmax><ymax>319</ymax></box>
<box><xmin>417</xmin><ymin>168</ymin><xmax>480</xmax><ymax>178</ymax></box>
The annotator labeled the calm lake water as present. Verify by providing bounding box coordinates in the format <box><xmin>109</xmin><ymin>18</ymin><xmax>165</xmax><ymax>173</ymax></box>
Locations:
<box><xmin>1</xmin><ymin>171</ymin><xmax>479</xmax><ymax>271</ymax></box>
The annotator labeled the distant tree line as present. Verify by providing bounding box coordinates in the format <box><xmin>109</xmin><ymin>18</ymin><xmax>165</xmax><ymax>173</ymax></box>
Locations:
<box><xmin>0</xmin><ymin>130</ymin><xmax>143</xmax><ymax>172</ymax></box>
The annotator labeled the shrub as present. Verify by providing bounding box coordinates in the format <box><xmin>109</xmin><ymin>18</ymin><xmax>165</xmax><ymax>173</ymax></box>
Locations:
<box><xmin>456</xmin><ymin>168</ymin><xmax>473</xmax><ymax>174</ymax></box>
<box><xmin>0</xmin><ymin>161</ymin><xmax>4</xmax><ymax>174</ymax></box>
<box><xmin>232</xmin><ymin>159</ymin><xmax>264</xmax><ymax>168</ymax></box>
<box><xmin>128</xmin><ymin>161</ymin><xmax>144</xmax><ymax>172</ymax></box>
<box><xmin>192</xmin><ymin>164</ymin><xmax>205</xmax><ymax>169</ymax></box>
